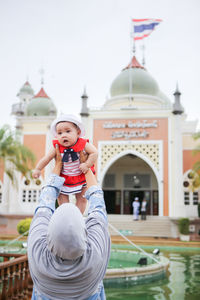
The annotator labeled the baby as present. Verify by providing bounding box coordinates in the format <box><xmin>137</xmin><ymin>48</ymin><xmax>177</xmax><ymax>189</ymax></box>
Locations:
<box><xmin>32</xmin><ymin>114</ymin><xmax>98</xmax><ymax>214</ymax></box>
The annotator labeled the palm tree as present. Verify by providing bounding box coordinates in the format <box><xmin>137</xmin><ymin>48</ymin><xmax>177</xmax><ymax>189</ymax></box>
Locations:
<box><xmin>192</xmin><ymin>131</ymin><xmax>200</xmax><ymax>188</ymax></box>
<box><xmin>0</xmin><ymin>125</ymin><xmax>35</xmax><ymax>185</ymax></box>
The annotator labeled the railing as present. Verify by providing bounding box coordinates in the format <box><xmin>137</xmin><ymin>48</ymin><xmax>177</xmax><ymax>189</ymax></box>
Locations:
<box><xmin>11</xmin><ymin>103</ymin><xmax>25</xmax><ymax>116</ymax></box>
<box><xmin>0</xmin><ymin>253</ymin><xmax>33</xmax><ymax>300</ymax></box>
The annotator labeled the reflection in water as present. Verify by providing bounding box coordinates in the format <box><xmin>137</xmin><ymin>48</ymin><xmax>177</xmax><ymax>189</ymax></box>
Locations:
<box><xmin>105</xmin><ymin>251</ymin><xmax>200</xmax><ymax>300</ymax></box>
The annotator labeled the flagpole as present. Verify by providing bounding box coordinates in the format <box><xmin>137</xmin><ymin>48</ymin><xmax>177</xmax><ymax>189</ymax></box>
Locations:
<box><xmin>129</xmin><ymin>18</ymin><xmax>134</xmax><ymax>105</ymax></box>
<box><xmin>141</xmin><ymin>42</ymin><xmax>146</xmax><ymax>67</ymax></box>
<box><xmin>132</xmin><ymin>19</ymin><xmax>136</xmax><ymax>55</ymax></box>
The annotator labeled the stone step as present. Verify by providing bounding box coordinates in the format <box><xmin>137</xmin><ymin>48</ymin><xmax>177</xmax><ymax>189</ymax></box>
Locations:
<box><xmin>108</xmin><ymin>215</ymin><xmax>179</xmax><ymax>238</ymax></box>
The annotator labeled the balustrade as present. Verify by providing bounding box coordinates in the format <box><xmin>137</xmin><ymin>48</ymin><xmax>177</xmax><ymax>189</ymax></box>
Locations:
<box><xmin>0</xmin><ymin>253</ymin><xmax>33</xmax><ymax>300</ymax></box>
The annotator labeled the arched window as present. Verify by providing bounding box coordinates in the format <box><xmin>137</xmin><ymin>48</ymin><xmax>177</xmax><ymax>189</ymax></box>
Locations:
<box><xmin>183</xmin><ymin>170</ymin><xmax>199</xmax><ymax>206</ymax></box>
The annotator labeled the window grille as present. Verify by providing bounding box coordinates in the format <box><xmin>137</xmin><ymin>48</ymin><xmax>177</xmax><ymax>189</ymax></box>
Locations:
<box><xmin>183</xmin><ymin>170</ymin><xmax>200</xmax><ymax>206</ymax></box>
<box><xmin>21</xmin><ymin>177</ymin><xmax>42</xmax><ymax>204</ymax></box>
<box><xmin>184</xmin><ymin>191</ymin><xmax>190</xmax><ymax>205</ymax></box>
<box><xmin>193</xmin><ymin>192</ymin><xmax>199</xmax><ymax>205</ymax></box>
<box><xmin>22</xmin><ymin>189</ymin><xmax>41</xmax><ymax>203</ymax></box>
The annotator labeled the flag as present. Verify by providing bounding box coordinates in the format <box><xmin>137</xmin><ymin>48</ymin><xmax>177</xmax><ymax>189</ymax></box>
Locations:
<box><xmin>132</xmin><ymin>18</ymin><xmax>162</xmax><ymax>41</ymax></box>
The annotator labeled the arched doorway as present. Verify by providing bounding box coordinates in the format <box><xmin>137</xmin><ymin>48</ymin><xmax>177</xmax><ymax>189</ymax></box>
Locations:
<box><xmin>102</xmin><ymin>154</ymin><xmax>159</xmax><ymax>215</ymax></box>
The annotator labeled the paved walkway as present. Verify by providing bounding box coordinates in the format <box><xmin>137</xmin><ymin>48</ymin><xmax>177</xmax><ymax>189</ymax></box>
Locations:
<box><xmin>111</xmin><ymin>235</ymin><xmax>200</xmax><ymax>248</ymax></box>
<box><xmin>1</xmin><ymin>225</ymin><xmax>200</xmax><ymax>248</ymax></box>
<box><xmin>0</xmin><ymin>225</ymin><xmax>19</xmax><ymax>239</ymax></box>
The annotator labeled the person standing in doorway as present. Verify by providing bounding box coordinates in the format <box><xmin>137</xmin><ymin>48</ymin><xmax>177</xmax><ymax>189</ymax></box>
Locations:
<box><xmin>132</xmin><ymin>197</ymin><xmax>140</xmax><ymax>221</ymax></box>
<box><xmin>141</xmin><ymin>198</ymin><xmax>147</xmax><ymax>220</ymax></box>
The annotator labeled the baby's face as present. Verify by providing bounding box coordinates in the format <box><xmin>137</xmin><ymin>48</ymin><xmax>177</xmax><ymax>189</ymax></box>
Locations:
<box><xmin>56</xmin><ymin>122</ymin><xmax>80</xmax><ymax>147</ymax></box>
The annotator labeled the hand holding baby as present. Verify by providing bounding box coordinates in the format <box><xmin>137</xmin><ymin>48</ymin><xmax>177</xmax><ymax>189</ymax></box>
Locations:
<box><xmin>79</xmin><ymin>162</ymin><xmax>89</xmax><ymax>174</ymax></box>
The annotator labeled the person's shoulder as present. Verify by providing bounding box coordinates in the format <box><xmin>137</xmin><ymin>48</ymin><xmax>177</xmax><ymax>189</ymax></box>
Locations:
<box><xmin>86</xmin><ymin>212</ymin><xmax>108</xmax><ymax>227</ymax></box>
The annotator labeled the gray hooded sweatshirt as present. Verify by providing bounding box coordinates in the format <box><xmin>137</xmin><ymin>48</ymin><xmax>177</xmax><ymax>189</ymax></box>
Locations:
<box><xmin>28</xmin><ymin>174</ymin><xmax>110</xmax><ymax>300</ymax></box>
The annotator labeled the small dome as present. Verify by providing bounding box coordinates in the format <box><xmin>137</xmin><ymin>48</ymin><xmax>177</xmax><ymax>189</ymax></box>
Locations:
<box><xmin>18</xmin><ymin>81</ymin><xmax>34</xmax><ymax>96</ymax></box>
<box><xmin>110</xmin><ymin>57</ymin><xmax>160</xmax><ymax>98</ymax></box>
<box><xmin>26</xmin><ymin>87</ymin><xmax>57</xmax><ymax>116</ymax></box>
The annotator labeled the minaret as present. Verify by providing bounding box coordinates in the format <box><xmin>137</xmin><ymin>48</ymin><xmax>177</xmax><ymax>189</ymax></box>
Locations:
<box><xmin>171</xmin><ymin>83</ymin><xmax>184</xmax><ymax>217</ymax></box>
<box><xmin>172</xmin><ymin>83</ymin><xmax>184</xmax><ymax>115</ymax></box>
<box><xmin>80</xmin><ymin>87</ymin><xmax>89</xmax><ymax>138</ymax></box>
<box><xmin>17</xmin><ymin>81</ymin><xmax>34</xmax><ymax>105</ymax></box>
<box><xmin>80</xmin><ymin>87</ymin><xmax>89</xmax><ymax>117</ymax></box>
<box><xmin>12</xmin><ymin>81</ymin><xmax>34</xmax><ymax>117</ymax></box>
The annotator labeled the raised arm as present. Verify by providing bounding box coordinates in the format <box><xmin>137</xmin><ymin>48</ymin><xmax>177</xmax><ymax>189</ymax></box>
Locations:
<box><xmin>32</xmin><ymin>148</ymin><xmax>56</xmax><ymax>178</ymax></box>
<box><xmin>52</xmin><ymin>144</ymin><xmax>63</xmax><ymax>175</ymax></box>
<box><xmin>28</xmin><ymin>145</ymin><xmax>65</xmax><ymax>272</ymax></box>
<box><xmin>80</xmin><ymin>151</ymin><xmax>107</xmax><ymax>222</ymax></box>
<box><xmin>34</xmin><ymin>144</ymin><xmax>64</xmax><ymax>213</ymax></box>
<box><xmin>79</xmin><ymin>150</ymin><xmax>97</xmax><ymax>187</ymax></box>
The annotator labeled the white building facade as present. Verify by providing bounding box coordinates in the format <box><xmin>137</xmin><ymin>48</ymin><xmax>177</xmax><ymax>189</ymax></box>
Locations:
<box><xmin>0</xmin><ymin>56</ymin><xmax>199</xmax><ymax>221</ymax></box>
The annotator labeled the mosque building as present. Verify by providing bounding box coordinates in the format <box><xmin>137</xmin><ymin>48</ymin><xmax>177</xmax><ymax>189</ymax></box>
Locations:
<box><xmin>81</xmin><ymin>56</ymin><xmax>200</xmax><ymax>218</ymax></box>
<box><xmin>0</xmin><ymin>55</ymin><xmax>199</xmax><ymax>226</ymax></box>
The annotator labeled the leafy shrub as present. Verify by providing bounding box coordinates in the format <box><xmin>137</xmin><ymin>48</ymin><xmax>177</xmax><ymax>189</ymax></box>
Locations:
<box><xmin>178</xmin><ymin>218</ymin><xmax>189</xmax><ymax>235</ymax></box>
<box><xmin>17</xmin><ymin>218</ymin><xmax>32</xmax><ymax>236</ymax></box>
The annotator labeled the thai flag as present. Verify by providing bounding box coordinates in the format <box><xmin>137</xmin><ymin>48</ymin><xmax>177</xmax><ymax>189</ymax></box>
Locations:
<box><xmin>132</xmin><ymin>18</ymin><xmax>162</xmax><ymax>41</ymax></box>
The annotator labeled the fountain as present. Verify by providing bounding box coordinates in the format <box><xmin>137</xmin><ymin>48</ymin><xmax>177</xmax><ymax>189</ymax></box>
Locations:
<box><xmin>104</xmin><ymin>223</ymin><xmax>169</xmax><ymax>285</ymax></box>
<box><xmin>0</xmin><ymin>224</ymin><xmax>169</xmax><ymax>286</ymax></box>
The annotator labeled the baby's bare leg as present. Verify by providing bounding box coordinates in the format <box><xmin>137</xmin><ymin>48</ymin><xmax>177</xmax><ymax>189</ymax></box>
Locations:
<box><xmin>58</xmin><ymin>194</ymin><xmax>69</xmax><ymax>206</ymax></box>
<box><xmin>76</xmin><ymin>187</ymin><xmax>87</xmax><ymax>214</ymax></box>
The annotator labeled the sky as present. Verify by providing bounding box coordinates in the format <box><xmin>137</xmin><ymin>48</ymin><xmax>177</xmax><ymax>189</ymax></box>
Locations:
<box><xmin>1</xmin><ymin>0</ymin><xmax>200</xmax><ymax>129</ymax></box>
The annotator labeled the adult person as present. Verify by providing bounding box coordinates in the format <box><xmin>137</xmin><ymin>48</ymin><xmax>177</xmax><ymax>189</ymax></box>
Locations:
<box><xmin>132</xmin><ymin>197</ymin><xmax>140</xmax><ymax>221</ymax></box>
<box><xmin>28</xmin><ymin>145</ymin><xmax>111</xmax><ymax>300</ymax></box>
<box><xmin>141</xmin><ymin>198</ymin><xmax>147</xmax><ymax>220</ymax></box>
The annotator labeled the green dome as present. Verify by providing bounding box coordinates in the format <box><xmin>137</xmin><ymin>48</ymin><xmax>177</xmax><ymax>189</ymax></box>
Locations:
<box><xmin>26</xmin><ymin>88</ymin><xmax>57</xmax><ymax>116</ymax></box>
<box><xmin>26</xmin><ymin>98</ymin><xmax>57</xmax><ymax>116</ymax></box>
<box><xmin>110</xmin><ymin>67</ymin><xmax>160</xmax><ymax>97</ymax></box>
<box><xmin>19</xmin><ymin>81</ymin><xmax>34</xmax><ymax>95</ymax></box>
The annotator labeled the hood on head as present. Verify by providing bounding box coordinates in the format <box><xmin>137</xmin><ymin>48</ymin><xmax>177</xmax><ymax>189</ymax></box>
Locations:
<box><xmin>47</xmin><ymin>203</ymin><xmax>87</xmax><ymax>260</ymax></box>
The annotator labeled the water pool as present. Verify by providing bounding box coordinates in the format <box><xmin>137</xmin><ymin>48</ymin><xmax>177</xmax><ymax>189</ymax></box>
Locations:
<box><xmin>1</xmin><ymin>240</ymin><xmax>200</xmax><ymax>299</ymax></box>
<box><xmin>104</xmin><ymin>249</ymin><xmax>200</xmax><ymax>300</ymax></box>
<box><xmin>108</xmin><ymin>250</ymin><xmax>156</xmax><ymax>268</ymax></box>
<box><xmin>105</xmin><ymin>249</ymin><xmax>169</xmax><ymax>285</ymax></box>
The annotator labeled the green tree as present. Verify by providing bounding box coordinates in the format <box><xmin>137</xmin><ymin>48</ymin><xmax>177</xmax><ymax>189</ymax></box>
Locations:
<box><xmin>0</xmin><ymin>125</ymin><xmax>35</xmax><ymax>184</ymax></box>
